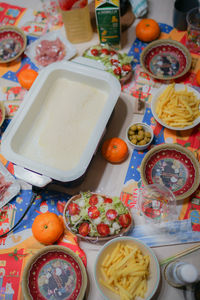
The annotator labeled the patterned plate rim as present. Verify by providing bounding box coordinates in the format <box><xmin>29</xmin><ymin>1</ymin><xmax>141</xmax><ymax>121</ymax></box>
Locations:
<box><xmin>0</xmin><ymin>25</ymin><xmax>27</xmax><ymax>64</ymax></box>
<box><xmin>140</xmin><ymin>39</ymin><xmax>192</xmax><ymax>80</ymax></box>
<box><xmin>22</xmin><ymin>245</ymin><xmax>88</xmax><ymax>300</ymax></box>
<box><xmin>140</xmin><ymin>144</ymin><xmax>200</xmax><ymax>201</ymax></box>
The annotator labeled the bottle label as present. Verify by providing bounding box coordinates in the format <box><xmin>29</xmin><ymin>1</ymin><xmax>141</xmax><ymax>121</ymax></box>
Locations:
<box><xmin>95</xmin><ymin>2</ymin><xmax>121</xmax><ymax>48</ymax></box>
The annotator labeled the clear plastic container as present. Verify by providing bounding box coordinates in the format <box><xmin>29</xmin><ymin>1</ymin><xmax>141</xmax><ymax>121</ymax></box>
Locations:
<box><xmin>58</xmin><ymin>0</ymin><xmax>93</xmax><ymax>43</ymax></box>
<box><xmin>137</xmin><ymin>184</ymin><xmax>177</xmax><ymax>224</ymax></box>
<box><xmin>186</xmin><ymin>7</ymin><xmax>200</xmax><ymax>53</ymax></box>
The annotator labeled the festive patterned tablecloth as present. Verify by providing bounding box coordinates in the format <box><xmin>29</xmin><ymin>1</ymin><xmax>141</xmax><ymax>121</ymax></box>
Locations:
<box><xmin>120</xmin><ymin>23</ymin><xmax>200</xmax><ymax>247</ymax></box>
<box><xmin>0</xmin><ymin>3</ymin><xmax>200</xmax><ymax>298</ymax></box>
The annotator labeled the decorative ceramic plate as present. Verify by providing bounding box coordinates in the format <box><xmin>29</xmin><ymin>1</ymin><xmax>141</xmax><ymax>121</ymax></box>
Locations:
<box><xmin>140</xmin><ymin>144</ymin><xmax>200</xmax><ymax>201</ymax></box>
<box><xmin>63</xmin><ymin>192</ymin><xmax>133</xmax><ymax>242</ymax></box>
<box><xmin>140</xmin><ymin>39</ymin><xmax>191</xmax><ymax>80</ymax></box>
<box><xmin>0</xmin><ymin>25</ymin><xmax>27</xmax><ymax>63</ymax></box>
<box><xmin>22</xmin><ymin>246</ymin><xmax>87</xmax><ymax>300</ymax></box>
<box><xmin>151</xmin><ymin>84</ymin><xmax>200</xmax><ymax>131</ymax></box>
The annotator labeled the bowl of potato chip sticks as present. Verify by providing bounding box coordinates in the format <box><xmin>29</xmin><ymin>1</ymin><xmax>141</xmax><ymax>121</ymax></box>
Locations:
<box><xmin>94</xmin><ymin>236</ymin><xmax>160</xmax><ymax>300</ymax></box>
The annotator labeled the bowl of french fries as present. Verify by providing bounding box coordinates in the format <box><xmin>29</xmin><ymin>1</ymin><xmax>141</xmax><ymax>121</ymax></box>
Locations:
<box><xmin>94</xmin><ymin>236</ymin><xmax>160</xmax><ymax>300</ymax></box>
<box><xmin>151</xmin><ymin>83</ymin><xmax>200</xmax><ymax>130</ymax></box>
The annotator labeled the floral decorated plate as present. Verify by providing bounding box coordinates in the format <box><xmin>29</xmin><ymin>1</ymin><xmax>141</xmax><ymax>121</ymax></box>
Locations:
<box><xmin>140</xmin><ymin>144</ymin><xmax>200</xmax><ymax>201</ymax></box>
<box><xmin>140</xmin><ymin>39</ymin><xmax>191</xmax><ymax>81</ymax></box>
<box><xmin>22</xmin><ymin>246</ymin><xmax>87</xmax><ymax>300</ymax></box>
<box><xmin>0</xmin><ymin>25</ymin><xmax>27</xmax><ymax>63</ymax></box>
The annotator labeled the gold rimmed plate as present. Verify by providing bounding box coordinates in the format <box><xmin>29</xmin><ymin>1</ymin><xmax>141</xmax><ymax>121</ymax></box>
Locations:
<box><xmin>22</xmin><ymin>245</ymin><xmax>88</xmax><ymax>300</ymax></box>
<box><xmin>140</xmin><ymin>144</ymin><xmax>200</xmax><ymax>201</ymax></box>
<box><xmin>0</xmin><ymin>25</ymin><xmax>27</xmax><ymax>63</ymax></box>
<box><xmin>140</xmin><ymin>39</ymin><xmax>192</xmax><ymax>81</ymax></box>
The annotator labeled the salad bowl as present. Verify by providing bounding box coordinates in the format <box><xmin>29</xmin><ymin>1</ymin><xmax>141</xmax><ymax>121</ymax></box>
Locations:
<box><xmin>82</xmin><ymin>44</ymin><xmax>133</xmax><ymax>84</ymax></box>
<box><xmin>63</xmin><ymin>192</ymin><xmax>133</xmax><ymax>242</ymax></box>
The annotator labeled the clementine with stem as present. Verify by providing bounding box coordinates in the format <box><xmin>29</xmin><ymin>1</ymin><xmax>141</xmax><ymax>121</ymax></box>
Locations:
<box><xmin>32</xmin><ymin>212</ymin><xmax>64</xmax><ymax>245</ymax></box>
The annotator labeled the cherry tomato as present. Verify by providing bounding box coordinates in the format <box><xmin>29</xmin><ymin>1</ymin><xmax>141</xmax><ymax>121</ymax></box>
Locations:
<box><xmin>97</xmin><ymin>223</ymin><xmax>110</xmax><ymax>236</ymax></box>
<box><xmin>88</xmin><ymin>206</ymin><xmax>100</xmax><ymax>219</ymax></box>
<box><xmin>122</xmin><ymin>64</ymin><xmax>132</xmax><ymax>72</ymax></box>
<box><xmin>111</xmin><ymin>59</ymin><xmax>119</xmax><ymax>66</ymax></box>
<box><xmin>106</xmin><ymin>209</ymin><xmax>117</xmax><ymax>220</ymax></box>
<box><xmin>101</xmin><ymin>48</ymin><xmax>110</xmax><ymax>55</ymax></box>
<box><xmin>78</xmin><ymin>222</ymin><xmax>90</xmax><ymax>236</ymax></box>
<box><xmin>118</xmin><ymin>213</ymin><xmax>132</xmax><ymax>228</ymax></box>
<box><xmin>91</xmin><ymin>49</ymin><xmax>99</xmax><ymax>56</ymax></box>
<box><xmin>67</xmin><ymin>202</ymin><xmax>80</xmax><ymax>215</ymax></box>
<box><xmin>114</xmin><ymin>67</ymin><xmax>121</xmax><ymax>76</ymax></box>
<box><xmin>110</xmin><ymin>50</ymin><xmax>117</xmax><ymax>56</ymax></box>
<box><xmin>89</xmin><ymin>194</ymin><xmax>98</xmax><ymax>206</ymax></box>
<box><xmin>104</xmin><ymin>197</ymin><xmax>113</xmax><ymax>203</ymax></box>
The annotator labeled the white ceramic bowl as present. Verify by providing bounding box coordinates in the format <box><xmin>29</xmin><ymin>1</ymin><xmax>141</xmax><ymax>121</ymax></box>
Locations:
<box><xmin>95</xmin><ymin>236</ymin><xmax>160</xmax><ymax>300</ymax></box>
<box><xmin>151</xmin><ymin>84</ymin><xmax>200</xmax><ymax>131</ymax></box>
<box><xmin>126</xmin><ymin>122</ymin><xmax>154</xmax><ymax>150</ymax></box>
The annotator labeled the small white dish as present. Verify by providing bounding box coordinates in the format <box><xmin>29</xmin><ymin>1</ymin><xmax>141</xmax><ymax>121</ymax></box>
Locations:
<box><xmin>151</xmin><ymin>84</ymin><xmax>200</xmax><ymax>131</ymax></box>
<box><xmin>94</xmin><ymin>236</ymin><xmax>160</xmax><ymax>300</ymax></box>
<box><xmin>126</xmin><ymin>122</ymin><xmax>154</xmax><ymax>151</ymax></box>
<box><xmin>25</xmin><ymin>29</ymin><xmax>77</xmax><ymax>69</ymax></box>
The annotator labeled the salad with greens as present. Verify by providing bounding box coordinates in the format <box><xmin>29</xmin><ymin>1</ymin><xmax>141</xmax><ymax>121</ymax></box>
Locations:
<box><xmin>83</xmin><ymin>44</ymin><xmax>133</xmax><ymax>82</ymax></box>
<box><xmin>65</xmin><ymin>191</ymin><xmax>132</xmax><ymax>238</ymax></box>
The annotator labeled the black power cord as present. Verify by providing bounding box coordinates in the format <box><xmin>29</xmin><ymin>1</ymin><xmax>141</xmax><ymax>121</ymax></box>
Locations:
<box><xmin>0</xmin><ymin>188</ymin><xmax>39</xmax><ymax>239</ymax></box>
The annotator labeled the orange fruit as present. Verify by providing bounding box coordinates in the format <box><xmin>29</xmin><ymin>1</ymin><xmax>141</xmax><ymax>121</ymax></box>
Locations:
<box><xmin>18</xmin><ymin>69</ymin><xmax>38</xmax><ymax>90</ymax></box>
<box><xmin>101</xmin><ymin>137</ymin><xmax>128</xmax><ymax>163</ymax></box>
<box><xmin>196</xmin><ymin>70</ymin><xmax>200</xmax><ymax>85</ymax></box>
<box><xmin>32</xmin><ymin>212</ymin><xmax>64</xmax><ymax>245</ymax></box>
<box><xmin>136</xmin><ymin>19</ymin><xmax>160</xmax><ymax>42</ymax></box>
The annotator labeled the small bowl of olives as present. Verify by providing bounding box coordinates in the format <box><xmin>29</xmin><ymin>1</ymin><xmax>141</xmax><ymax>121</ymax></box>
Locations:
<box><xmin>126</xmin><ymin>122</ymin><xmax>154</xmax><ymax>150</ymax></box>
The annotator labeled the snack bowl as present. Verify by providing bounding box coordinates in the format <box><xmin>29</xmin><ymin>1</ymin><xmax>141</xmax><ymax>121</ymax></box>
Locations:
<box><xmin>126</xmin><ymin>122</ymin><xmax>154</xmax><ymax>151</ymax></box>
<box><xmin>140</xmin><ymin>39</ymin><xmax>191</xmax><ymax>81</ymax></box>
<box><xmin>151</xmin><ymin>83</ymin><xmax>200</xmax><ymax>131</ymax></box>
<box><xmin>0</xmin><ymin>25</ymin><xmax>27</xmax><ymax>63</ymax></box>
<box><xmin>94</xmin><ymin>236</ymin><xmax>160</xmax><ymax>300</ymax></box>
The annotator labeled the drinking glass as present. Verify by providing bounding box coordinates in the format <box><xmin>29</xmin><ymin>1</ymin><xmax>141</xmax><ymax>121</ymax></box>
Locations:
<box><xmin>173</xmin><ymin>0</ymin><xmax>199</xmax><ymax>31</ymax></box>
<box><xmin>186</xmin><ymin>7</ymin><xmax>200</xmax><ymax>53</ymax></box>
<box><xmin>137</xmin><ymin>184</ymin><xmax>177</xmax><ymax>224</ymax></box>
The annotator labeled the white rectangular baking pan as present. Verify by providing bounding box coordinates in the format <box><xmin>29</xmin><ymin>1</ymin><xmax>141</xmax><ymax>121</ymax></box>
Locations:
<box><xmin>2</xmin><ymin>60</ymin><xmax>121</xmax><ymax>186</ymax></box>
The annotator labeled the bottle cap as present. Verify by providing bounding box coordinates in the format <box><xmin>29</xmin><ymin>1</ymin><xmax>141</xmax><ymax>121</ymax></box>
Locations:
<box><xmin>177</xmin><ymin>263</ymin><xmax>199</xmax><ymax>284</ymax></box>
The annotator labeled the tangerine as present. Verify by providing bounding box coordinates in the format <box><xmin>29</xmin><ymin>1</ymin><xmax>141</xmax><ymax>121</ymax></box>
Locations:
<box><xmin>18</xmin><ymin>69</ymin><xmax>38</xmax><ymax>90</ymax></box>
<box><xmin>101</xmin><ymin>137</ymin><xmax>128</xmax><ymax>163</ymax></box>
<box><xmin>32</xmin><ymin>212</ymin><xmax>64</xmax><ymax>245</ymax></box>
<box><xmin>136</xmin><ymin>19</ymin><xmax>160</xmax><ymax>42</ymax></box>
